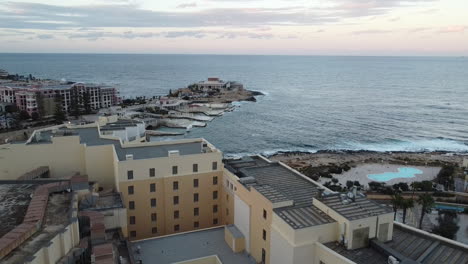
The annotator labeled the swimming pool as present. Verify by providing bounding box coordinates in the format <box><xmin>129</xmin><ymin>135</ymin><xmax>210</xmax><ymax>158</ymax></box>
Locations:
<box><xmin>367</xmin><ymin>167</ymin><xmax>423</xmax><ymax>182</ymax></box>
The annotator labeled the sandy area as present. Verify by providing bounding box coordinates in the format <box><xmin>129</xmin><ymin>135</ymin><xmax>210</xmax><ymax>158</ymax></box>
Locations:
<box><xmin>325</xmin><ymin>163</ymin><xmax>441</xmax><ymax>187</ymax></box>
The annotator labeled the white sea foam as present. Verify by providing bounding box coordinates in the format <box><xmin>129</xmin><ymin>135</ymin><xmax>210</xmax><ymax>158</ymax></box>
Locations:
<box><xmin>339</xmin><ymin>139</ymin><xmax>468</xmax><ymax>153</ymax></box>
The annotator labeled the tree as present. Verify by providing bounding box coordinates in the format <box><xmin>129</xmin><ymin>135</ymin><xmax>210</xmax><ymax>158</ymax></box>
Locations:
<box><xmin>54</xmin><ymin>96</ymin><xmax>66</xmax><ymax>123</ymax></box>
<box><xmin>70</xmin><ymin>89</ymin><xmax>81</xmax><ymax>118</ymax></box>
<box><xmin>432</xmin><ymin>210</ymin><xmax>459</xmax><ymax>239</ymax></box>
<box><xmin>417</xmin><ymin>193</ymin><xmax>435</xmax><ymax>229</ymax></box>
<box><xmin>31</xmin><ymin>111</ymin><xmax>40</xmax><ymax>121</ymax></box>
<box><xmin>401</xmin><ymin>198</ymin><xmax>414</xmax><ymax>224</ymax></box>
<box><xmin>83</xmin><ymin>91</ymin><xmax>92</xmax><ymax>114</ymax></box>
<box><xmin>391</xmin><ymin>193</ymin><xmax>403</xmax><ymax>220</ymax></box>
<box><xmin>19</xmin><ymin>110</ymin><xmax>30</xmax><ymax>120</ymax></box>
<box><xmin>346</xmin><ymin>180</ymin><xmax>354</xmax><ymax>189</ymax></box>
<box><xmin>35</xmin><ymin>91</ymin><xmax>45</xmax><ymax>118</ymax></box>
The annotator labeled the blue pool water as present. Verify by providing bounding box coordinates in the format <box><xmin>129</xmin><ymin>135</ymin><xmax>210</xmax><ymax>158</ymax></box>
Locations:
<box><xmin>367</xmin><ymin>167</ymin><xmax>423</xmax><ymax>182</ymax></box>
<box><xmin>435</xmin><ymin>204</ymin><xmax>466</xmax><ymax>212</ymax></box>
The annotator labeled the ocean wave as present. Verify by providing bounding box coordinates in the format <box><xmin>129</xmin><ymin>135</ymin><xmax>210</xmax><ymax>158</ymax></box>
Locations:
<box><xmin>224</xmin><ymin>139</ymin><xmax>468</xmax><ymax>157</ymax></box>
<box><xmin>342</xmin><ymin>139</ymin><xmax>468</xmax><ymax>152</ymax></box>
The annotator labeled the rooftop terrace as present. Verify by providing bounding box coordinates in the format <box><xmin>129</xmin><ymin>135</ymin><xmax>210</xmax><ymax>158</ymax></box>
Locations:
<box><xmin>226</xmin><ymin>156</ymin><xmax>392</xmax><ymax>230</ymax></box>
<box><xmin>132</xmin><ymin>227</ymin><xmax>254</xmax><ymax>264</ymax></box>
<box><xmin>28</xmin><ymin>126</ymin><xmax>209</xmax><ymax>161</ymax></box>
<box><xmin>326</xmin><ymin>224</ymin><xmax>468</xmax><ymax>264</ymax></box>
<box><xmin>0</xmin><ymin>184</ymin><xmax>37</xmax><ymax>237</ymax></box>
<box><xmin>318</xmin><ymin>193</ymin><xmax>393</xmax><ymax>221</ymax></box>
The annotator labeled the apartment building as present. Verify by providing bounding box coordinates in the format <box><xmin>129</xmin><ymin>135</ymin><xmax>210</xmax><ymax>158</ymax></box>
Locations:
<box><xmin>1</xmin><ymin>119</ymin><xmax>466</xmax><ymax>264</ymax></box>
<box><xmin>0</xmin><ymin>117</ymin><xmax>224</xmax><ymax>241</ymax></box>
<box><xmin>0</xmin><ymin>82</ymin><xmax>121</xmax><ymax>117</ymax></box>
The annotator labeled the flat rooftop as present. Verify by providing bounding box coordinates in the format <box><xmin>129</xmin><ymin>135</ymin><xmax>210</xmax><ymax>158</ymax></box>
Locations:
<box><xmin>275</xmin><ymin>205</ymin><xmax>336</xmax><ymax>229</ymax></box>
<box><xmin>226</xmin><ymin>156</ymin><xmax>392</xmax><ymax>230</ymax></box>
<box><xmin>0</xmin><ymin>184</ymin><xmax>37</xmax><ymax>237</ymax></box>
<box><xmin>319</xmin><ymin>193</ymin><xmax>393</xmax><ymax>220</ymax></box>
<box><xmin>29</xmin><ymin>127</ymin><xmax>206</xmax><ymax>161</ymax></box>
<box><xmin>326</xmin><ymin>224</ymin><xmax>468</xmax><ymax>264</ymax></box>
<box><xmin>2</xmin><ymin>192</ymin><xmax>72</xmax><ymax>264</ymax></box>
<box><xmin>132</xmin><ymin>227</ymin><xmax>254</xmax><ymax>264</ymax></box>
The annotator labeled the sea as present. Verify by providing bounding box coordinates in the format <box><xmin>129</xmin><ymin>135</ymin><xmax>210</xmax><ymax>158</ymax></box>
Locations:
<box><xmin>1</xmin><ymin>53</ymin><xmax>467</xmax><ymax>156</ymax></box>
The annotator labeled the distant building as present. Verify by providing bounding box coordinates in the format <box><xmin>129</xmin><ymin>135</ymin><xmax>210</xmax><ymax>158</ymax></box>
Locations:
<box><xmin>0</xmin><ymin>82</ymin><xmax>121</xmax><ymax>117</ymax></box>
<box><xmin>193</xmin><ymin>78</ymin><xmax>244</xmax><ymax>92</ymax></box>
<box><xmin>0</xmin><ymin>69</ymin><xmax>8</xmax><ymax>79</ymax></box>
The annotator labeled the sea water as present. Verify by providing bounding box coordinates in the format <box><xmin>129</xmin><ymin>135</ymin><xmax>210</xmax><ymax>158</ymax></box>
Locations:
<box><xmin>1</xmin><ymin>54</ymin><xmax>467</xmax><ymax>155</ymax></box>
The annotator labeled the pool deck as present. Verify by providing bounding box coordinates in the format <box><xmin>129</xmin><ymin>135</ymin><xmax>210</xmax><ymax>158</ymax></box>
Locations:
<box><xmin>327</xmin><ymin>163</ymin><xmax>440</xmax><ymax>187</ymax></box>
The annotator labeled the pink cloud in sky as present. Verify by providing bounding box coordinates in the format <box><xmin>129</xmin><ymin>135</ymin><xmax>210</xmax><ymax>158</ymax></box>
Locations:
<box><xmin>438</xmin><ymin>25</ymin><xmax>467</xmax><ymax>33</ymax></box>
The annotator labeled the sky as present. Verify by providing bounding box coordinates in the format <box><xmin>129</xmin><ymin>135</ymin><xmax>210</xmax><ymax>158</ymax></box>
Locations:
<box><xmin>0</xmin><ymin>0</ymin><xmax>467</xmax><ymax>55</ymax></box>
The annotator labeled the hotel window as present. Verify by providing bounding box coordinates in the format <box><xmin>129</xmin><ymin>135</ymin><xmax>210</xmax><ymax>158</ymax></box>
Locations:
<box><xmin>173</xmin><ymin>181</ymin><xmax>179</xmax><ymax>190</ymax></box>
<box><xmin>172</xmin><ymin>166</ymin><xmax>178</xmax><ymax>175</ymax></box>
<box><xmin>129</xmin><ymin>201</ymin><xmax>135</xmax><ymax>210</ymax></box>
<box><xmin>173</xmin><ymin>196</ymin><xmax>179</xmax><ymax>205</ymax></box>
<box><xmin>194</xmin><ymin>221</ymin><xmax>199</xmax><ymax>228</ymax></box>
<box><xmin>151</xmin><ymin>198</ymin><xmax>156</xmax><ymax>208</ymax></box>
<box><xmin>213</xmin><ymin>191</ymin><xmax>218</xmax><ymax>200</ymax></box>
<box><xmin>127</xmin><ymin>170</ymin><xmax>134</xmax><ymax>180</ymax></box>
<box><xmin>262</xmin><ymin>249</ymin><xmax>266</xmax><ymax>263</ymax></box>
<box><xmin>213</xmin><ymin>176</ymin><xmax>218</xmax><ymax>185</ymax></box>
<box><xmin>212</xmin><ymin>162</ymin><xmax>218</xmax><ymax>170</ymax></box>
<box><xmin>130</xmin><ymin>231</ymin><xmax>136</xmax><ymax>238</ymax></box>
<box><xmin>151</xmin><ymin>213</ymin><xmax>157</xmax><ymax>222</ymax></box>
<box><xmin>263</xmin><ymin>209</ymin><xmax>267</xmax><ymax>220</ymax></box>
<box><xmin>213</xmin><ymin>218</ymin><xmax>218</xmax><ymax>225</ymax></box>
<box><xmin>193</xmin><ymin>163</ymin><xmax>198</xmax><ymax>173</ymax></box>
<box><xmin>263</xmin><ymin>229</ymin><xmax>267</xmax><ymax>240</ymax></box>
<box><xmin>130</xmin><ymin>216</ymin><xmax>136</xmax><ymax>225</ymax></box>
<box><xmin>213</xmin><ymin>205</ymin><xmax>218</xmax><ymax>213</ymax></box>
<box><xmin>152</xmin><ymin>227</ymin><xmax>157</xmax><ymax>234</ymax></box>
<box><xmin>194</xmin><ymin>193</ymin><xmax>199</xmax><ymax>202</ymax></box>
<box><xmin>226</xmin><ymin>194</ymin><xmax>229</xmax><ymax>201</ymax></box>
<box><xmin>174</xmin><ymin>225</ymin><xmax>180</xmax><ymax>232</ymax></box>
<box><xmin>194</xmin><ymin>207</ymin><xmax>199</xmax><ymax>216</ymax></box>
<box><xmin>128</xmin><ymin>185</ymin><xmax>134</xmax><ymax>195</ymax></box>
<box><xmin>174</xmin><ymin>210</ymin><xmax>179</xmax><ymax>219</ymax></box>
<box><xmin>226</xmin><ymin>208</ymin><xmax>229</xmax><ymax>216</ymax></box>
<box><xmin>150</xmin><ymin>183</ymin><xmax>156</xmax><ymax>192</ymax></box>
<box><xmin>149</xmin><ymin>168</ymin><xmax>155</xmax><ymax>177</ymax></box>
<box><xmin>193</xmin><ymin>178</ymin><xmax>199</xmax><ymax>188</ymax></box>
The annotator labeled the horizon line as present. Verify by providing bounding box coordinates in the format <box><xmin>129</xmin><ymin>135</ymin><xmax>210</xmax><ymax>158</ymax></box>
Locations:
<box><xmin>0</xmin><ymin>52</ymin><xmax>467</xmax><ymax>58</ymax></box>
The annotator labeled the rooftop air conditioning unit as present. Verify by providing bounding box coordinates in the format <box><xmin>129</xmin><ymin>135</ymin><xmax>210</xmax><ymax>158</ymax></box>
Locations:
<box><xmin>126</xmin><ymin>154</ymin><xmax>133</xmax><ymax>160</ymax></box>
<box><xmin>388</xmin><ymin>256</ymin><xmax>399</xmax><ymax>264</ymax></box>
<box><xmin>168</xmin><ymin>150</ymin><xmax>179</xmax><ymax>157</ymax></box>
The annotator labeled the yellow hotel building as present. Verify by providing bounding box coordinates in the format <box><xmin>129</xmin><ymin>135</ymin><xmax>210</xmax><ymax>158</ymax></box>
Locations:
<box><xmin>0</xmin><ymin>118</ymin><xmax>466</xmax><ymax>264</ymax></box>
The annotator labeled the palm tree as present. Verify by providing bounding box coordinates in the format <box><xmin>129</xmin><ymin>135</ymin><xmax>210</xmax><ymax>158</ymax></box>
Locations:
<box><xmin>417</xmin><ymin>193</ymin><xmax>435</xmax><ymax>229</ymax></box>
<box><xmin>401</xmin><ymin>198</ymin><xmax>414</xmax><ymax>224</ymax></box>
<box><xmin>390</xmin><ymin>193</ymin><xmax>403</xmax><ymax>220</ymax></box>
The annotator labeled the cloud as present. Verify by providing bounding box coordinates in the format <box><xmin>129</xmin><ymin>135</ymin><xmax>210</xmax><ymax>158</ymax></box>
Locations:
<box><xmin>352</xmin><ymin>29</ymin><xmax>393</xmax><ymax>35</ymax></box>
<box><xmin>0</xmin><ymin>1</ymin><xmax>438</xmax><ymax>30</ymax></box>
<box><xmin>437</xmin><ymin>25</ymin><xmax>467</xmax><ymax>34</ymax></box>
<box><xmin>65</xmin><ymin>29</ymin><xmax>277</xmax><ymax>40</ymax></box>
<box><xmin>177</xmin><ymin>2</ymin><xmax>197</xmax><ymax>9</ymax></box>
<box><xmin>37</xmin><ymin>34</ymin><xmax>54</xmax><ymax>39</ymax></box>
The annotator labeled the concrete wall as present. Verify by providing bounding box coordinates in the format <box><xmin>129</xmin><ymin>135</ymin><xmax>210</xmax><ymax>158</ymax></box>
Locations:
<box><xmin>118</xmin><ymin>150</ymin><xmax>223</xmax><ymax>240</ymax></box>
<box><xmin>314</xmin><ymin>242</ymin><xmax>356</xmax><ymax>264</ymax></box>
<box><xmin>173</xmin><ymin>255</ymin><xmax>222</xmax><ymax>264</ymax></box>
<box><xmin>0</xmin><ymin>136</ymin><xmax>86</xmax><ymax>180</ymax></box>
<box><xmin>84</xmin><ymin>145</ymin><xmax>116</xmax><ymax>189</ymax></box>
<box><xmin>234</xmin><ymin>195</ymin><xmax>251</xmax><ymax>252</ymax></box>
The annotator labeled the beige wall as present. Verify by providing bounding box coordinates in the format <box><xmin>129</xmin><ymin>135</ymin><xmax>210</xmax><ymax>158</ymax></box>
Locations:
<box><xmin>84</xmin><ymin>145</ymin><xmax>116</xmax><ymax>189</ymax></box>
<box><xmin>119</xmin><ymin>151</ymin><xmax>224</xmax><ymax>240</ymax></box>
<box><xmin>313</xmin><ymin>242</ymin><xmax>356</xmax><ymax>264</ymax></box>
<box><xmin>0</xmin><ymin>136</ymin><xmax>86</xmax><ymax>180</ymax></box>
<box><xmin>223</xmin><ymin>168</ymin><xmax>273</xmax><ymax>264</ymax></box>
